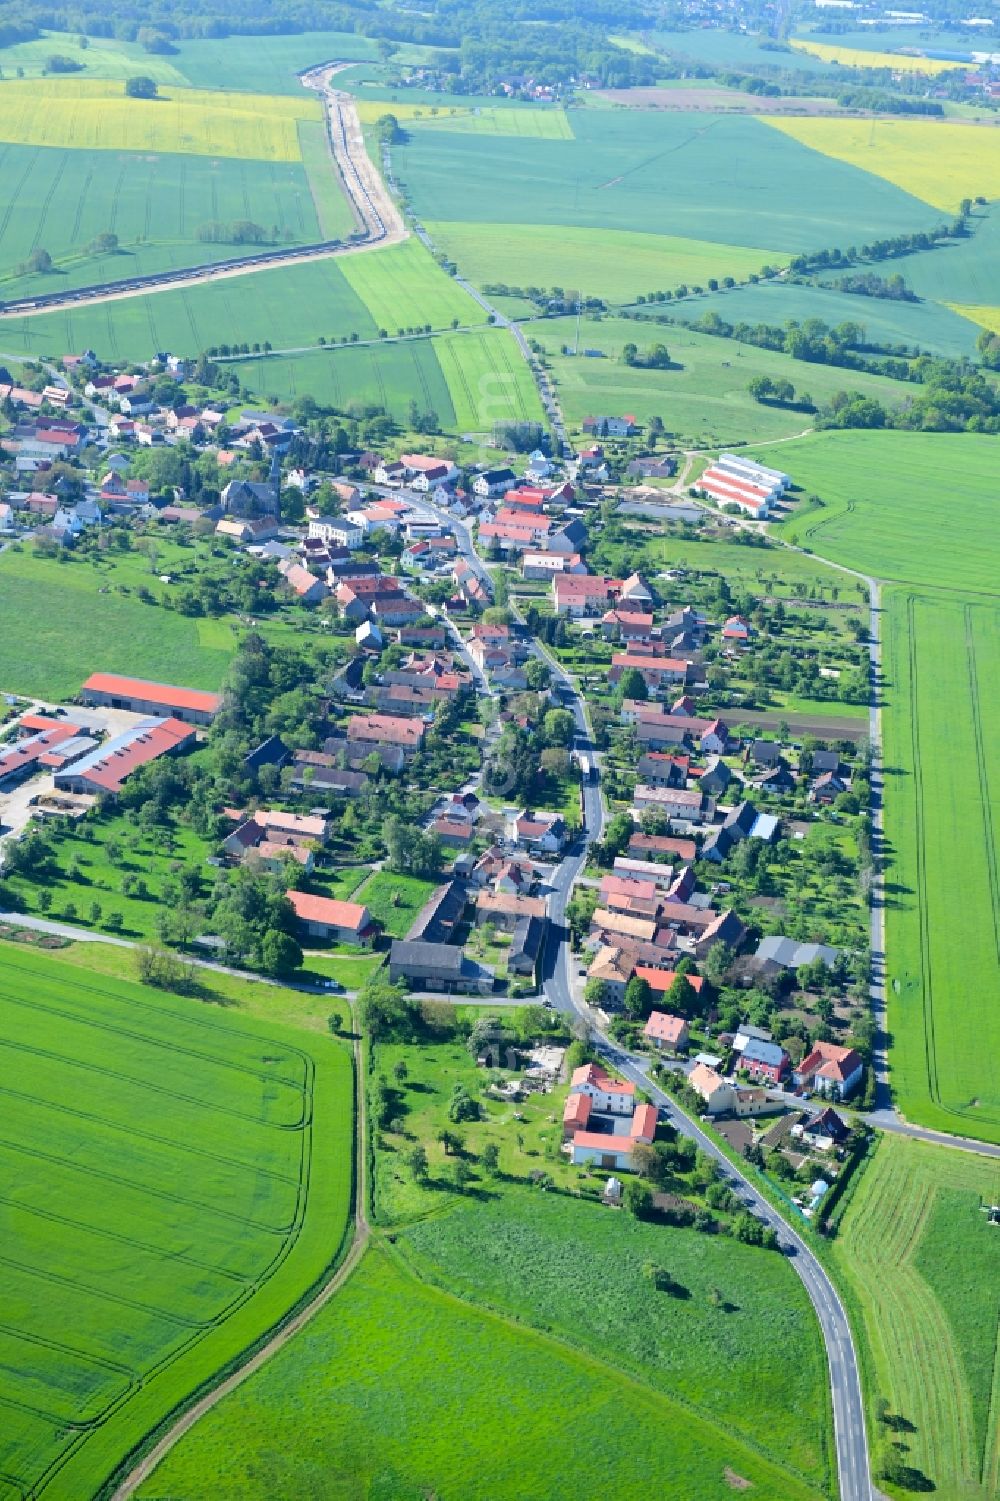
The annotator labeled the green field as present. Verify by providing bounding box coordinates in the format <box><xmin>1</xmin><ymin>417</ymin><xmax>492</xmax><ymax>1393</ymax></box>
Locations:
<box><xmin>0</xmin><ymin>143</ymin><xmax>336</xmax><ymax>298</ymax></box>
<box><xmin>667</xmin><ymin>279</ymin><xmax>983</xmax><ymax>359</ymax></box>
<box><xmin>135</xmin><ymin>1243</ymin><xmax>829</xmax><ymax>1501</ymax></box>
<box><xmin>297</xmin><ymin>120</ymin><xmax>357</xmax><ymax>238</ymax></box>
<box><xmin>647</xmin><ymin>26</ymin><xmax>841</xmax><ymax>72</ymax></box>
<box><xmin>534</xmin><ymin>315</ymin><xmax>917</xmax><ymax>445</ymax></box>
<box><xmin>0</xmin><ymin>942</ymin><xmax>354</xmax><ymax>1501</ymax></box>
<box><xmin>756</xmin><ymin>430</ymin><xmax>1000</xmax><ymax>1140</ymax></box>
<box><xmin>167</xmin><ymin>31</ymin><xmax>376</xmax><ymax>93</ymax></box>
<box><xmin>829</xmin><ymin>1134</ymin><xmax>1000</xmax><ymax>1499</ymax></box>
<box><xmin>0</xmin><ymin>549</ymin><xmax>235</xmax><ymax>699</ymax></box>
<box><xmin>394</xmin><ymin>110</ymin><xmax>939</xmax><ymax>254</ymax></box>
<box><xmin>0</xmin><ymin>31</ymin><xmax>189</xmax><ymax>83</ymax></box>
<box><xmin>402</xmin><ymin>1190</ymin><xmax>831</xmax><ymax>1487</ymax></box>
<box><xmin>766</xmin><ymin>430</ymin><xmax>1000</xmax><ymax>596</ymax></box>
<box><xmin>338</xmin><ymin>235</ymin><xmax>480</xmax><ymax>334</ymax></box>
<box><xmin>880</xmin><ymin>591</ymin><xmax>1000</xmax><ymax>1142</ymax></box>
<box><xmin>426</xmin><ymin>221</ymin><xmax>785</xmax><ymax>303</ymax></box>
<box><xmin>228</xmin><ymin>326</ymin><xmax>542</xmax><ymax>432</ymax></box>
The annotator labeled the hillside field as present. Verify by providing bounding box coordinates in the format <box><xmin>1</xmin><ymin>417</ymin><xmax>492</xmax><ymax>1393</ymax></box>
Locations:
<box><xmin>0</xmin><ymin>144</ymin><xmax>333</xmax><ymax>298</ymax></box>
<box><xmin>880</xmin><ymin>590</ymin><xmax>1000</xmax><ymax>1143</ymax></box>
<box><xmin>0</xmin><ymin>78</ymin><xmax>320</xmax><ymax>161</ymax></box>
<box><xmin>763</xmin><ymin>115</ymin><xmax>1000</xmax><ymax>213</ymax></box>
<box><xmin>0</xmin><ymin>31</ymin><xmax>189</xmax><ymax>83</ymax></box>
<box><xmin>788</xmin><ymin>38</ymin><xmax>965</xmax><ymax>75</ymax></box>
<box><xmin>830</xmin><ymin>1135</ymin><xmax>1000</xmax><ymax>1499</ymax></box>
<box><xmin>134</xmin><ymin>1244</ymin><xmax>830</xmax><ymax>1501</ymax></box>
<box><xmin>425</xmin><ymin>221</ymin><xmax>786</xmax><ymax>303</ymax></box>
<box><xmin>533</xmin><ymin>315</ymin><xmax>917</xmax><ymax>446</ymax></box>
<box><xmin>393</xmin><ymin>108</ymin><xmax>940</xmax><ymax>253</ymax></box>
<box><xmin>766</xmin><ymin>430</ymin><xmax>999</xmax><ymax>596</ymax></box>
<box><xmin>0</xmin><ymin>943</ymin><xmax>354</xmax><ymax>1501</ymax></box>
<box><xmin>338</xmin><ymin>235</ymin><xmax>483</xmax><ymax>332</ymax></box>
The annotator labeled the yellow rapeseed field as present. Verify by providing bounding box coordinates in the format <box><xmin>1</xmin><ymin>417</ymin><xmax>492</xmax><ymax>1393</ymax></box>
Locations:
<box><xmin>0</xmin><ymin>78</ymin><xmax>320</xmax><ymax>160</ymax></box>
<box><xmin>948</xmin><ymin>303</ymin><xmax>1000</xmax><ymax>333</ymax></box>
<box><xmin>789</xmin><ymin>39</ymin><xmax>966</xmax><ymax>75</ymax></box>
<box><xmin>761</xmin><ymin>116</ymin><xmax>1000</xmax><ymax>212</ymax></box>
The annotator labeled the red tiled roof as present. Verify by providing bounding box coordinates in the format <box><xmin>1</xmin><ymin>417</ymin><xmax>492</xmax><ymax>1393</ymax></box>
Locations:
<box><xmin>286</xmin><ymin>890</ymin><xmax>372</xmax><ymax>932</ymax></box>
<box><xmin>644</xmin><ymin>1011</ymin><xmax>688</xmax><ymax>1043</ymax></box>
<box><xmin>74</xmin><ymin>718</ymin><xmax>194</xmax><ymax>793</ymax></box>
<box><xmin>80</xmin><ymin>673</ymin><xmax>222</xmax><ymax>715</ymax></box>
<box><xmin>636</xmin><ymin>968</ymin><xmax>704</xmax><ymax>996</ymax></box>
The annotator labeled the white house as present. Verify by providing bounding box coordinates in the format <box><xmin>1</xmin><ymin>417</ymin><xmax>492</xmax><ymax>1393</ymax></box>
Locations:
<box><xmin>568</xmin><ymin>1062</ymin><xmax>636</xmax><ymax>1115</ymax></box>
<box><xmin>309</xmin><ymin>515</ymin><xmax>364</xmax><ymax>550</ymax></box>
<box><xmin>688</xmin><ymin>1062</ymin><xmax>736</xmax><ymax>1115</ymax></box>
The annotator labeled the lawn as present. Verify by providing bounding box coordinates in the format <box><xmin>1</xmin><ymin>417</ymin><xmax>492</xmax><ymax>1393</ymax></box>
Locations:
<box><xmin>354</xmin><ymin>869</ymin><xmax>441</xmax><ymax>938</ymax></box>
<box><xmin>301</xmin><ymin>951</ymin><xmax>386</xmax><ymax>990</ymax></box>
<box><xmin>0</xmin><ymin>942</ymin><xmax>354</xmax><ymax>1501</ymax></box>
<box><xmin>393</xmin><ymin>108</ymin><xmax>939</xmax><ymax>254</ymax></box>
<box><xmin>763</xmin><ymin>115</ymin><xmax>1000</xmax><ymax>213</ymax></box>
<box><xmin>761</xmin><ymin>429</ymin><xmax>1000</xmax><ymax>597</ymax></box>
<box><xmin>533</xmin><ymin>315</ymin><xmax>916</xmax><ymax>446</ymax></box>
<box><xmin>133</xmin><ymin>1243</ymin><xmax>829</xmax><ymax>1501</ymax></box>
<box><xmin>0</xmin><ymin>78</ymin><xmax>320</xmax><ymax>161</ymax></box>
<box><xmin>0</xmin><ymin>145</ymin><xmax>329</xmax><ymax>298</ymax></box>
<box><xmin>425</xmin><ymin>221</ymin><xmax>787</xmax><ymax>304</ymax></box>
<box><xmin>879</xmin><ymin>590</ymin><xmax>1000</xmax><ymax>1143</ymax></box>
<box><xmin>0</xmin><ymin>548</ymin><xmax>234</xmax><ymax>699</ymax></box>
<box><xmin>0</xmin><ymin>254</ymin><xmax>380</xmax><ymax>363</ymax></box>
<box><xmin>401</xmin><ymin>1189</ymin><xmax>831</xmax><ymax>1488</ymax></box>
<box><xmin>829</xmin><ymin>1134</ymin><xmax>1000</xmax><ymax>1499</ymax></box>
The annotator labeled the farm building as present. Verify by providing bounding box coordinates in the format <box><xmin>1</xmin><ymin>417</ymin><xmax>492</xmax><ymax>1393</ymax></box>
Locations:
<box><xmin>53</xmin><ymin>718</ymin><xmax>197</xmax><ymax>796</ymax></box>
<box><xmin>79</xmin><ymin>673</ymin><xmax>222</xmax><ymax>727</ymax></box>
<box><xmin>285</xmin><ymin>891</ymin><xmax>378</xmax><ymax>947</ymax></box>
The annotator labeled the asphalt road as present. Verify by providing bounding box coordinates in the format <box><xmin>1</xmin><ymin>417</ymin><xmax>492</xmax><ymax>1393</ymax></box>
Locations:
<box><xmin>537</xmin><ymin>664</ymin><xmax>874</xmax><ymax>1501</ymax></box>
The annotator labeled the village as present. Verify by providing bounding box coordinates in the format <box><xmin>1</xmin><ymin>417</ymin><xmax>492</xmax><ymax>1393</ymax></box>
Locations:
<box><xmin>0</xmin><ymin>348</ymin><xmax>874</xmax><ymax>1220</ymax></box>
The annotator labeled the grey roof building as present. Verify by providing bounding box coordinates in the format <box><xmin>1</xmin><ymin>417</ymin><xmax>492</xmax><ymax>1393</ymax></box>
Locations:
<box><xmin>389</xmin><ymin>940</ymin><xmax>493</xmax><ymax>994</ymax></box>
<box><xmin>755</xmin><ymin>937</ymin><xmax>840</xmax><ymax>970</ymax></box>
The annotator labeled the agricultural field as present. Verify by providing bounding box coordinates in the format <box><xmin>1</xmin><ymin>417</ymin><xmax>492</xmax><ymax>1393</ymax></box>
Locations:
<box><xmin>133</xmin><ymin>1244</ymin><xmax>830</xmax><ymax>1501</ymax></box>
<box><xmin>646</xmin><ymin>27</ymin><xmax>840</xmax><ymax>72</ymax></box>
<box><xmin>829</xmin><ymin>1135</ymin><xmax>1000</xmax><ymax>1498</ymax></box>
<box><xmin>393</xmin><ymin>109</ymin><xmax>939</xmax><ymax>254</ymax></box>
<box><xmin>532</xmin><ymin>315</ymin><xmax>917</xmax><ymax>446</ymax></box>
<box><xmin>0</xmin><ymin>942</ymin><xmax>354</xmax><ymax>1501</ymax></box>
<box><xmin>667</xmin><ymin>279</ymin><xmax>983</xmax><ymax>359</ymax></box>
<box><xmin>0</xmin><ymin>31</ymin><xmax>189</xmax><ymax>83</ymax></box>
<box><xmin>409</xmin><ymin>105</ymin><xmax>573</xmax><ymax>138</ymax></box>
<box><xmin>401</xmin><ymin>1190</ymin><xmax>831</xmax><ymax>1488</ymax></box>
<box><xmin>0</xmin><ymin>145</ymin><xmax>332</xmax><ymax>299</ymax></box>
<box><xmin>0</xmin><ymin>78</ymin><xmax>320</xmax><ymax>161</ymax></box>
<box><xmin>763</xmin><ymin>430</ymin><xmax>999</xmax><ymax>596</ymax></box>
<box><xmin>0</xmin><ymin>547</ymin><xmax>235</xmax><ymax>699</ymax></box>
<box><xmin>168</xmin><ymin>31</ymin><xmax>376</xmax><ymax>93</ymax></box>
<box><xmin>787</xmin><ymin>38</ymin><xmax>966</xmax><ymax>75</ymax></box>
<box><xmin>425</xmin><ymin>221</ymin><xmax>786</xmax><ymax>304</ymax></box>
<box><xmin>338</xmin><ymin>235</ymin><xmax>480</xmax><ymax>335</ymax></box>
<box><xmin>879</xmin><ymin>590</ymin><xmax>1000</xmax><ymax>1143</ymax></box>
<box><xmin>432</xmin><ymin>326</ymin><xmax>545</xmax><ymax>432</ymax></box>
<box><xmin>762</xmin><ymin>115</ymin><xmax>1000</xmax><ymax>213</ymax></box>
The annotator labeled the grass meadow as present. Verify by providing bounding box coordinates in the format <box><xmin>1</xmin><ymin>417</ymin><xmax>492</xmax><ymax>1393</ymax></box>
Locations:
<box><xmin>401</xmin><ymin>1190</ymin><xmax>831</xmax><ymax>1488</ymax></box>
<box><xmin>829</xmin><ymin>1135</ymin><xmax>1000</xmax><ymax>1499</ymax></box>
<box><xmin>393</xmin><ymin>109</ymin><xmax>939</xmax><ymax>253</ymax></box>
<box><xmin>879</xmin><ymin>590</ymin><xmax>1000</xmax><ymax>1143</ymax></box>
<box><xmin>0</xmin><ymin>78</ymin><xmax>320</xmax><ymax>161</ymax></box>
<box><xmin>766</xmin><ymin>430</ymin><xmax>1000</xmax><ymax>596</ymax></box>
<box><xmin>133</xmin><ymin>1244</ymin><xmax>830</xmax><ymax>1501</ymax></box>
<box><xmin>0</xmin><ymin>31</ymin><xmax>189</xmax><ymax>83</ymax></box>
<box><xmin>0</xmin><ymin>547</ymin><xmax>234</xmax><ymax>699</ymax></box>
<box><xmin>763</xmin><ymin>115</ymin><xmax>1000</xmax><ymax>213</ymax></box>
<box><xmin>0</xmin><ymin>145</ymin><xmax>330</xmax><ymax>297</ymax></box>
<box><xmin>354</xmin><ymin>870</ymin><xmax>441</xmax><ymax>938</ymax></box>
<box><xmin>534</xmin><ymin>315</ymin><xmax>915</xmax><ymax>446</ymax></box>
<box><xmin>0</xmin><ymin>943</ymin><xmax>354</xmax><ymax>1501</ymax></box>
<box><xmin>426</xmin><ymin>221</ymin><xmax>786</xmax><ymax>303</ymax></box>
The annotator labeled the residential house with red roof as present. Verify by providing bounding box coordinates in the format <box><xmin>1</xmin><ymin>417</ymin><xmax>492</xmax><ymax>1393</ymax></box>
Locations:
<box><xmin>794</xmin><ymin>1041</ymin><xmax>864</xmax><ymax>1099</ymax></box>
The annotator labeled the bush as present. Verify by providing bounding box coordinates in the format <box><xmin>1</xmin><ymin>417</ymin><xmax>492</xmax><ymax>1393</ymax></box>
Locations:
<box><xmin>125</xmin><ymin>75</ymin><xmax>158</xmax><ymax>99</ymax></box>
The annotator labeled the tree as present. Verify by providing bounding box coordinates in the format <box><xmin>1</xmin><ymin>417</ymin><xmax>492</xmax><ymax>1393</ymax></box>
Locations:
<box><xmin>615</xmin><ymin>667</ymin><xmax>647</xmax><ymax>704</ymax></box>
<box><xmin>524</xmin><ymin>657</ymin><xmax>550</xmax><ymax>691</ymax></box>
<box><xmin>623</xmin><ymin>974</ymin><xmax>652</xmax><ymax>1018</ymax></box>
<box><xmin>448</xmin><ymin>1083</ymin><xmax>480</xmax><ymax>1123</ymax></box>
<box><xmin>624</xmin><ymin>1179</ymin><xmax>654</xmax><ymax>1218</ymax></box>
<box><xmin>584</xmin><ymin>977</ymin><xmax>610</xmax><ymax>1009</ymax></box>
<box><xmin>406</xmin><ymin>1144</ymin><xmax>429</xmax><ymax>1182</ymax></box>
<box><xmin>702</xmin><ymin>942</ymin><xmax>733</xmax><ymax>988</ymax></box>
<box><xmin>481</xmin><ymin>1141</ymin><xmax>500</xmax><ymax>1175</ymax></box>
<box><xmin>88</xmin><ymin>231</ymin><xmax>119</xmax><ymax>256</ymax></box>
<box><xmin>260</xmin><ymin>928</ymin><xmax>303</xmax><ymax>978</ymax></box>
<box><xmin>541</xmin><ymin>708</ymin><xmax>574</xmax><ymax>747</ymax></box>
<box><xmin>125</xmin><ymin>75</ymin><xmax>158</xmax><ymax>99</ymax></box>
<box><xmin>21</xmin><ymin>247</ymin><xmax>53</xmax><ymax>275</ymax></box>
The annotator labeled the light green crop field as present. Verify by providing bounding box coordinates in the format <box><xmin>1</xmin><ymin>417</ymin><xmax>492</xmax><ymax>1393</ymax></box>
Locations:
<box><xmin>880</xmin><ymin>590</ymin><xmax>1000</xmax><ymax>1142</ymax></box>
<box><xmin>764</xmin><ymin>430</ymin><xmax>1000</xmax><ymax>596</ymax></box>
<box><xmin>168</xmin><ymin>31</ymin><xmax>376</xmax><ymax>93</ymax></box>
<box><xmin>433</xmin><ymin>326</ymin><xmax>545</xmax><ymax>432</ymax></box>
<box><xmin>135</xmin><ymin>1244</ymin><xmax>829</xmax><ymax>1501</ymax></box>
<box><xmin>829</xmin><ymin>1135</ymin><xmax>1000</xmax><ymax>1499</ymax></box>
<box><xmin>0</xmin><ymin>31</ymin><xmax>189</xmax><ymax>83</ymax></box>
<box><xmin>0</xmin><ymin>549</ymin><xmax>234</xmax><ymax>699</ymax></box>
<box><xmin>425</xmin><ymin>221</ymin><xmax>786</xmax><ymax>303</ymax></box>
<box><xmin>338</xmin><ymin>235</ymin><xmax>482</xmax><ymax>333</ymax></box>
<box><xmin>412</xmin><ymin>106</ymin><xmax>573</xmax><ymax>138</ymax></box>
<box><xmin>533</xmin><ymin>315</ymin><xmax>916</xmax><ymax>446</ymax></box>
<box><xmin>402</xmin><ymin>1190</ymin><xmax>831</xmax><ymax>1487</ymax></box>
<box><xmin>0</xmin><ymin>943</ymin><xmax>354</xmax><ymax>1501</ymax></box>
<box><xmin>0</xmin><ymin>144</ymin><xmax>330</xmax><ymax>298</ymax></box>
<box><xmin>297</xmin><ymin>120</ymin><xmax>357</xmax><ymax>238</ymax></box>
